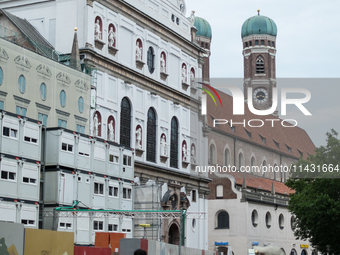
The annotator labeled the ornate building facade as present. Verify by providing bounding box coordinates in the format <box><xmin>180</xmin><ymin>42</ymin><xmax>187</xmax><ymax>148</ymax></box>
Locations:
<box><xmin>0</xmin><ymin>0</ymin><xmax>212</xmax><ymax>249</ymax></box>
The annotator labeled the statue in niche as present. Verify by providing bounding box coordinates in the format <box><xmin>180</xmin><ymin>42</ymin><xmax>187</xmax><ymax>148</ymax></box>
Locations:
<box><xmin>136</xmin><ymin>41</ymin><xmax>142</xmax><ymax>61</ymax></box>
<box><xmin>94</xmin><ymin>19</ymin><xmax>101</xmax><ymax>40</ymax></box>
<box><xmin>160</xmin><ymin>54</ymin><xmax>166</xmax><ymax>73</ymax></box>
<box><xmin>93</xmin><ymin>113</ymin><xmax>101</xmax><ymax>136</ymax></box>
<box><xmin>182</xmin><ymin>142</ymin><xmax>188</xmax><ymax>162</ymax></box>
<box><xmin>160</xmin><ymin>134</ymin><xmax>167</xmax><ymax>156</ymax></box>
<box><xmin>182</xmin><ymin>65</ymin><xmax>187</xmax><ymax>83</ymax></box>
<box><xmin>136</xmin><ymin>127</ymin><xmax>142</xmax><ymax>149</ymax></box>
<box><xmin>108</xmin><ymin>27</ymin><xmax>116</xmax><ymax>47</ymax></box>
<box><xmin>191</xmin><ymin>144</ymin><xmax>196</xmax><ymax>164</ymax></box>
<box><xmin>108</xmin><ymin>120</ymin><xmax>114</xmax><ymax>141</ymax></box>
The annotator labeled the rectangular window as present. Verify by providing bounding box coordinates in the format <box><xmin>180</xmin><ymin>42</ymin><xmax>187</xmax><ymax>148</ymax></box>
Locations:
<box><xmin>3</xmin><ymin>127</ymin><xmax>17</xmax><ymax>138</ymax></box>
<box><xmin>58</xmin><ymin>119</ymin><xmax>67</xmax><ymax>128</ymax></box>
<box><xmin>93</xmin><ymin>220</ymin><xmax>104</xmax><ymax>230</ymax></box>
<box><xmin>24</xmin><ymin>136</ymin><xmax>38</xmax><ymax>144</ymax></box>
<box><xmin>0</xmin><ymin>101</ymin><xmax>3</xmax><ymax>110</ymax></box>
<box><xmin>216</xmin><ymin>185</ymin><xmax>223</xmax><ymax>199</ymax></box>
<box><xmin>109</xmin><ymin>154</ymin><xmax>119</xmax><ymax>163</ymax></box>
<box><xmin>23</xmin><ymin>177</ymin><xmax>36</xmax><ymax>184</ymax></box>
<box><xmin>38</xmin><ymin>113</ymin><xmax>48</xmax><ymax>126</ymax></box>
<box><xmin>21</xmin><ymin>219</ymin><xmax>35</xmax><ymax>226</ymax></box>
<box><xmin>109</xmin><ymin>187</ymin><xmax>119</xmax><ymax>197</ymax></box>
<box><xmin>108</xmin><ymin>224</ymin><xmax>118</xmax><ymax>232</ymax></box>
<box><xmin>16</xmin><ymin>106</ymin><xmax>27</xmax><ymax>116</ymax></box>
<box><xmin>123</xmin><ymin>155</ymin><xmax>132</xmax><ymax>166</ymax></box>
<box><xmin>123</xmin><ymin>188</ymin><xmax>132</xmax><ymax>199</ymax></box>
<box><xmin>192</xmin><ymin>190</ymin><xmax>197</xmax><ymax>202</ymax></box>
<box><xmin>61</xmin><ymin>143</ymin><xmax>73</xmax><ymax>152</ymax></box>
<box><xmin>249</xmin><ymin>41</ymin><xmax>252</xmax><ymax>46</ymax></box>
<box><xmin>268</xmin><ymin>41</ymin><xmax>271</xmax><ymax>46</ymax></box>
<box><xmin>255</xmin><ymin>40</ymin><xmax>259</xmax><ymax>45</ymax></box>
<box><xmin>261</xmin><ymin>40</ymin><xmax>264</xmax><ymax>45</ymax></box>
<box><xmin>272</xmin><ymin>42</ymin><xmax>275</xmax><ymax>47</ymax></box>
<box><xmin>76</xmin><ymin>124</ymin><xmax>85</xmax><ymax>134</ymax></box>
<box><xmin>94</xmin><ymin>182</ymin><xmax>104</xmax><ymax>195</ymax></box>
<box><xmin>1</xmin><ymin>171</ymin><xmax>16</xmax><ymax>181</ymax></box>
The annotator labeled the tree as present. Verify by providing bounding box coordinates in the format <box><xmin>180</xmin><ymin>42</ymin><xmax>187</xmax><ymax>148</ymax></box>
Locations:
<box><xmin>286</xmin><ymin>130</ymin><xmax>340</xmax><ymax>255</ymax></box>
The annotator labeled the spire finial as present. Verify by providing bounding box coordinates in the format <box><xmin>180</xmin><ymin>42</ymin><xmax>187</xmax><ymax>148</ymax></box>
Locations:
<box><xmin>257</xmin><ymin>9</ymin><xmax>260</xmax><ymax>15</ymax></box>
<box><xmin>74</xmin><ymin>27</ymin><xmax>77</xmax><ymax>32</ymax></box>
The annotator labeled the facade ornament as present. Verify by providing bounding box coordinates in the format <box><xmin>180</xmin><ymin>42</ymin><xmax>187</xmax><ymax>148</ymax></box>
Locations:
<box><xmin>182</xmin><ymin>65</ymin><xmax>187</xmax><ymax>83</ymax></box>
<box><xmin>93</xmin><ymin>113</ymin><xmax>100</xmax><ymax>136</ymax></box>
<box><xmin>191</xmin><ymin>144</ymin><xmax>196</xmax><ymax>164</ymax></box>
<box><xmin>189</xmin><ymin>10</ymin><xmax>195</xmax><ymax>26</ymax></box>
<box><xmin>108</xmin><ymin>27</ymin><xmax>116</xmax><ymax>47</ymax></box>
<box><xmin>136</xmin><ymin>41</ymin><xmax>142</xmax><ymax>61</ymax></box>
<box><xmin>160</xmin><ymin>134</ymin><xmax>167</xmax><ymax>156</ymax></box>
<box><xmin>108</xmin><ymin>120</ymin><xmax>114</xmax><ymax>141</ymax></box>
<box><xmin>136</xmin><ymin>126</ymin><xmax>142</xmax><ymax>149</ymax></box>
<box><xmin>182</xmin><ymin>142</ymin><xmax>188</xmax><ymax>162</ymax></box>
<box><xmin>94</xmin><ymin>19</ymin><xmax>102</xmax><ymax>40</ymax></box>
<box><xmin>160</xmin><ymin>53</ymin><xmax>166</xmax><ymax>73</ymax></box>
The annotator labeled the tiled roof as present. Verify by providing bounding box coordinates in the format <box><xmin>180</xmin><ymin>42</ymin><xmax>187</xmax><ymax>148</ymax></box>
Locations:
<box><xmin>214</xmin><ymin>171</ymin><xmax>294</xmax><ymax>195</ymax></box>
<box><xmin>0</xmin><ymin>9</ymin><xmax>56</xmax><ymax>59</ymax></box>
<box><xmin>207</xmin><ymin>89</ymin><xmax>316</xmax><ymax>159</ymax></box>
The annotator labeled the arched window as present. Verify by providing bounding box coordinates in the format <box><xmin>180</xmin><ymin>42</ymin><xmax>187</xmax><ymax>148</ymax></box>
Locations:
<box><xmin>18</xmin><ymin>75</ymin><xmax>26</xmax><ymax>94</ymax></box>
<box><xmin>263</xmin><ymin>160</ymin><xmax>267</xmax><ymax>177</ymax></box>
<box><xmin>279</xmin><ymin>213</ymin><xmax>284</xmax><ymax>230</ymax></box>
<box><xmin>0</xmin><ymin>67</ymin><xmax>3</xmax><ymax>85</ymax></box>
<box><xmin>238</xmin><ymin>153</ymin><xmax>243</xmax><ymax>169</ymax></box>
<box><xmin>216</xmin><ymin>211</ymin><xmax>229</xmax><ymax>229</ymax></box>
<box><xmin>40</xmin><ymin>83</ymin><xmax>47</xmax><ymax>101</ymax></box>
<box><xmin>209</xmin><ymin>144</ymin><xmax>216</xmax><ymax>164</ymax></box>
<box><xmin>224</xmin><ymin>149</ymin><xmax>229</xmax><ymax>166</ymax></box>
<box><xmin>147</xmin><ymin>108</ymin><xmax>156</xmax><ymax>162</ymax></box>
<box><xmin>78</xmin><ymin>97</ymin><xmax>84</xmax><ymax>113</ymax></box>
<box><xmin>251</xmin><ymin>157</ymin><xmax>255</xmax><ymax>167</ymax></box>
<box><xmin>120</xmin><ymin>97</ymin><xmax>131</xmax><ymax>148</ymax></box>
<box><xmin>147</xmin><ymin>47</ymin><xmax>155</xmax><ymax>74</ymax></box>
<box><xmin>256</xmin><ymin>56</ymin><xmax>265</xmax><ymax>74</ymax></box>
<box><xmin>60</xmin><ymin>90</ymin><xmax>66</xmax><ymax>107</ymax></box>
<box><xmin>265</xmin><ymin>211</ymin><xmax>272</xmax><ymax>228</ymax></box>
<box><xmin>251</xmin><ymin>210</ymin><xmax>258</xmax><ymax>227</ymax></box>
<box><xmin>170</xmin><ymin>117</ymin><xmax>178</xmax><ymax>168</ymax></box>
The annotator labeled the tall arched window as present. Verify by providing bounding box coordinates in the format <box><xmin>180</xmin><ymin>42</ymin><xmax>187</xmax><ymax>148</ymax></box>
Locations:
<box><xmin>120</xmin><ymin>97</ymin><xmax>131</xmax><ymax>148</ymax></box>
<box><xmin>263</xmin><ymin>160</ymin><xmax>267</xmax><ymax>177</ymax></box>
<box><xmin>147</xmin><ymin>47</ymin><xmax>155</xmax><ymax>74</ymax></box>
<box><xmin>238</xmin><ymin>153</ymin><xmax>243</xmax><ymax>169</ymax></box>
<box><xmin>209</xmin><ymin>144</ymin><xmax>216</xmax><ymax>164</ymax></box>
<box><xmin>147</xmin><ymin>108</ymin><xmax>156</xmax><ymax>162</ymax></box>
<box><xmin>216</xmin><ymin>211</ymin><xmax>229</xmax><ymax>229</ymax></box>
<box><xmin>170</xmin><ymin>117</ymin><xmax>178</xmax><ymax>168</ymax></box>
<box><xmin>224</xmin><ymin>148</ymin><xmax>229</xmax><ymax>166</ymax></box>
<box><xmin>256</xmin><ymin>56</ymin><xmax>265</xmax><ymax>74</ymax></box>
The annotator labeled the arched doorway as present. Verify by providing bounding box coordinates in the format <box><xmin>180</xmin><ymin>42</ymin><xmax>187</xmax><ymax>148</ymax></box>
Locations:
<box><xmin>168</xmin><ymin>223</ymin><xmax>180</xmax><ymax>245</ymax></box>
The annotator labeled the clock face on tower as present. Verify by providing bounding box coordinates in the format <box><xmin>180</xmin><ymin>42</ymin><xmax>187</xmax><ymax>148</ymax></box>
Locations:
<box><xmin>253</xmin><ymin>88</ymin><xmax>268</xmax><ymax>104</ymax></box>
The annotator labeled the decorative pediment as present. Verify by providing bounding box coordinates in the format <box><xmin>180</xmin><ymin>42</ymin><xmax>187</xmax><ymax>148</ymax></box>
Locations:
<box><xmin>36</xmin><ymin>64</ymin><xmax>52</xmax><ymax>77</ymax></box>
<box><xmin>75</xmin><ymin>79</ymin><xmax>89</xmax><ymax>91</ymax></box>
<box><xmin>14</xmin><ymin>55</ymin><xmax>31</xmax><ymax>69</ymax></box>
<box><xmin>0</xmin><ymin>47</ymin><xmax>9</xmax><ymax>60</ymax></box>
<box><xmin>56</xmin><ymin>72</ymin><xmax>71</xmax><ymax>85</ymax></box>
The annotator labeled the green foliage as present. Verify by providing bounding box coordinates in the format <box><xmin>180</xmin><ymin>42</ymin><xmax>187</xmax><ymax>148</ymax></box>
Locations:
<box><xmin>286</xmin><ymin>130</ymin><xmax>340</xmax><ymax>254</ymax></box>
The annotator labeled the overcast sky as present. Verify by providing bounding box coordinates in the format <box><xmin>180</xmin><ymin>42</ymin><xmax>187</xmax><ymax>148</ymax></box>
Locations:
<box><xmin>185</xmin><ymin>0</ymin><xmax>340</xmax><ymax>147</ymax></box>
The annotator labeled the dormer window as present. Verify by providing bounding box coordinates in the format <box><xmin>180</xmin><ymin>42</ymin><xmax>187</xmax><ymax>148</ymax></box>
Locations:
<box><xmin>285</xmin><ymin>144</ymin><xmax>292</xmax><ymax>153</ymax></box>
<box><xmin>245</xmin><ymin>128</ymin><xmax>251</xmax><ymax>138</ymax></box>
<box><xmin>297</xmin><ymin>149</ymin><xmax>303</xmax><ymax>157</ymax></box>
<box><xmin>273</xmin><ymin>139</ymin><xmax>279</xmax><ymax>148</ymax></box>
<box><xmin>259</xmin><ymin>134</ymin><xmax>266</xmax><ymax>143</ymax></box>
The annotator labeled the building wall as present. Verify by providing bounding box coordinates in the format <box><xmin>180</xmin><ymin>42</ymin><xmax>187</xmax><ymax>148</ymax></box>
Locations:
<box><xmin>0</xmin><ymin>38</ymin><xmax>91</xmax><ymax>134</ymax></box>
<box><xmin>209</xmin><ymin>130</ymin><xmax>297</xmax><ymax>182</ymax></box>
<box><xmin>208</xmin><ymin>182</ymin><xmax>314</xmax><ymax>255</ymax></box>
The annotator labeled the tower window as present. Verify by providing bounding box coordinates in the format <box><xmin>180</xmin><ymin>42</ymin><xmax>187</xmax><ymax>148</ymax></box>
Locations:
<box><xmin>205</xmin><ymin>43</ymin><xmax>208</xmax><ymax>49</ymax></box>
<box><xmin>268</xmin><ymin>41</ymin><xmax>271</xmax><ymax>46</ymax></box>
<box><xmin>256</xmin><ymin>56</ymin><xmax>265</xmax><ymax>74</ymax></box>
<box><xmin>255</xmin><ymin>40</ymin><xmax>259</xmax><ymax>45</ymax></box>
<box><xmin>249</xmin><ymin>41</ymin><xmax>252</xmax><ymax>46</ymax></box>
<box><xmin>245</xmin><ymin>42</ymin><xmax>248</xmax><ymax>47</ymax></box>
<box><xmin>272</xmin><ymin>42</ymin><xmax>275</xmax><ymax>47</ymax></box>
<box><xmin>261</xmin><ymin>40</ymin><xmax>264</xmax><ymax>45</ymax></box>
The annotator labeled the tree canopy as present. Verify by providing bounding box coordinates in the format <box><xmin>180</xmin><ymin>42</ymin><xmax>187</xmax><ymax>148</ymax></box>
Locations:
<box><xmin>286</xmin><ymin>129</ymin><xmax>340</xmax><ymax>255</ymax></box>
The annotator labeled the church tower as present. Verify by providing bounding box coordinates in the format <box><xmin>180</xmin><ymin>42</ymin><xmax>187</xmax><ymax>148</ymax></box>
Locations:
<box><xmin>241</xmin><ymin>10</ymin><xmax>277</xmax><ymax>112</ymax></box>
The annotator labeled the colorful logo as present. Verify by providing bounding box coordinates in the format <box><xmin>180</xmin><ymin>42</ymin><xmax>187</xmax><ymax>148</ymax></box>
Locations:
<box><xmin>197</xmin><ymin>82</ymin><xmax>222</xmax><ymax>106</ymax></box>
